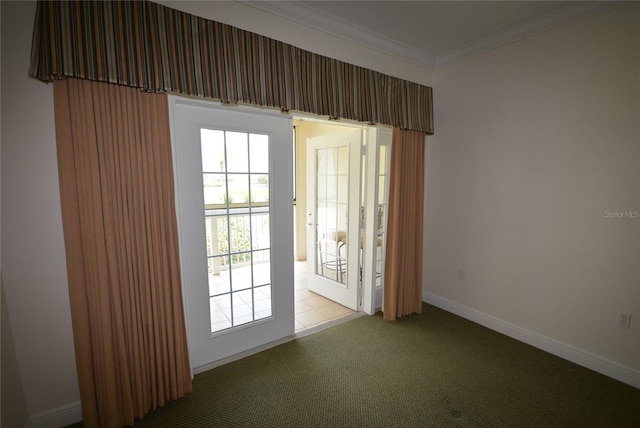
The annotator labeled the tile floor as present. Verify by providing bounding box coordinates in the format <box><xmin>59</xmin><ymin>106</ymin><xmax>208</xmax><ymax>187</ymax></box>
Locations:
<box><xmin>294</xmin><ymin>260</ymin><xmax>355</xmax><ymax>332</ymax></box>
<box><xmin>208</xmin><ymin>260</ymin><xmax>354</xmax><ymax>333</ymax></box>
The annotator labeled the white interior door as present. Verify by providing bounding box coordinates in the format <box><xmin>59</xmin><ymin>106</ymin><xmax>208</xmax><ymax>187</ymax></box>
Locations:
<box><xmin>361</xmin><ymin>127</ymin><xmax>393</xmax><ymax>314</ymax></box>
<box><xmin>171</xmin><ymin>97</ymin><xmax>294</xmax><ymax>372</ymax></box>
<box><xmin>306</xmin><ymin>130</ymin><xmax>362</xmax><ymax>311</ymax></box>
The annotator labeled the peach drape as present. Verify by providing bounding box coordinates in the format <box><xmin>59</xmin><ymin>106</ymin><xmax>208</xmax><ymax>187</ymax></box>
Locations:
<box><xmin>383</xmin><ymin>128</ymin><xmax>426</xmax><ymax>320</ymax></box>
<box><xmin>53</xmin><ymin>78</ymin><xmax>191</xmax><ymax>427</ymax></box>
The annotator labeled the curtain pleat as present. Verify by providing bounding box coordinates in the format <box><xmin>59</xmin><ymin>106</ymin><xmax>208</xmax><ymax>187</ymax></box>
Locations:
<box><xmin>383</xmin><ymin>128</ymin><xmax>426</xmax><ymax>320</ymax></box>
<box><xmin>54</xmin><ymin>78</ymin><xmax>192</xmax><ymax>427</ymax></box>
<box><xmin>30</xmin><ymin>0</ymin><xmax>433</xmax><ymax>134</ymax></box>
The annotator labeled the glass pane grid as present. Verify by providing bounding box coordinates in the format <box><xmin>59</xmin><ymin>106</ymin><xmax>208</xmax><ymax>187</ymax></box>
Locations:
<box><xmin>201</xmin><ymin>128</ymin><xmax>272</xmax><ymax>334</ymax></box>
<box><xmin>315</xmin><ymin>146</ymin><xmax>349</xmax><ymax>286</ymax></box>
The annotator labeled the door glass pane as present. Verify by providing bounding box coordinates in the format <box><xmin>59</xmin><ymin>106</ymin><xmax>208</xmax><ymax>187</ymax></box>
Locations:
<box><xmin>337</xmin><ymin>203</ymin><xmax>348</xmax><ymax>230</ymax></box>
<box><xmin>228</xmin><ymin>174</ymin><xmax>250</xmax><ymax>205</ymax></box>
<box><xmin>210</xmin><ymin>294</ymin><xmax>232</xmax><ymax>332</ymax></box>
<box><xmin>337</xmin><ymin>175</ymin><xmax>348</xmax><ymax>203</ymax></box>
<box><xmin>226</xmin><ymin>132</ymin><xmax>249</xmax><ymax>172</ymax></box>
<box><xmin>229</xmin><ymin>215</ymin><xmax>251</xmax><ymax>253</ymax></box>
<box><xmin>314</xmin><ymin>146</ymin><xmax>349</xmax><ymax>286</ymax></box>
<box><xmin>250</xmin><ymin>174</ymin><xmax>269</xmax><ymax>204</ymax></box>
<box><xmin>252</xmin><ymin>250</ymin><xmax>271</xmax><ymax>286</ymax></box>
<box><xmin>203</xmin><ymin>174</ymin><xmax>226</xmax><ymax>206</ymax></box>
<box><xmin>232</xmin><ymin>290</ymin><xmax>253</xmax><ymax>326</ymax></box>
<box><xmin>202</xmin><ymin>128</ymin><xmax>272</xmax><ymax>333</ymax></box>
<box><xmin>337</xmin><ymin>146</ymin><xmax>349</xmax><ymax>175</ymax></box>
<box><xmin>201</xmin><ymin>130</ymin><xmax>225</xmax><ymax>173</ymax></box>
<box><xmin>254</xmin><ymin>284</ymin><xmax>272</xmax><ymax>320</ymax></box>
<box><xmin>249</xmin><ymin>134</ymin><xmax>269</xmax><ymax>173</ymax></box>
<box><xmin>250</xmin><ymin>215</ymin><xmax>270</xmax><ymax>251</ymax></box>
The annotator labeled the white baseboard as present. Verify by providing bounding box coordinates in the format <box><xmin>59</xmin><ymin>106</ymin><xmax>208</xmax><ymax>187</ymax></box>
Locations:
<box><xmin>423</xmin><ymin>291</ymin><xmax>640</xmax><ymax>390</ymax></box>
<box><xmin>31</xmin><ymin>401</ymin><xmax>82</xmax><ymax>428</ymax></box>
<box><xmin>31</xmin><ymin>300</ymin><xmax>638</xmax><ymax>427</ymax></box>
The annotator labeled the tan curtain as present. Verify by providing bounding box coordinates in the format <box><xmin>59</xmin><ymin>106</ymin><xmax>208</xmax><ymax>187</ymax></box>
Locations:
<box><xmin>29</xmin><ymin>0</ymin><xmax>433</xmax><ymax>134</ymax></box>
<box><xmin>383</xmin><ymin>128</ymin><xmax>426</xmax><ymax>320</ymax></box>
<box><xmin>53</xmin><ymin>78</ymin><xmax>191</xmax><ymax>427</ymax></box>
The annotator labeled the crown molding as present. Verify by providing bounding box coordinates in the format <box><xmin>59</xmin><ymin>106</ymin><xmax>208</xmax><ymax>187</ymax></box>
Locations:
<box><xmin>241</xmin><ymin>1</ymin><xmax>623</xmax><ymax>71</ymax></box>
<box><xmin>434</xmin><ymin>1</ymin><xmax>623</xmax><ymax>68</ymax></box>
<box><xmin>240</xmin><ymin>0</ymin><xmax>436</xmax><ymax>69</ymax></box>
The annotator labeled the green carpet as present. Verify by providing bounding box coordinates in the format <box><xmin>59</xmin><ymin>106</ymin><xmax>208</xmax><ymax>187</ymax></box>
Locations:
<box><xmin>75</xmin><ymin>304</ymin><xmax>640</xmax><ymax>427</ymax></box>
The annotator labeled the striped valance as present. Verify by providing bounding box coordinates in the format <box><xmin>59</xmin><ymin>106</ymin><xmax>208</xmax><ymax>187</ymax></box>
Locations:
<box><xmin>29</xmin><ymin>0</ymin><xmax>433</xmax><ymax>134</ymax></box>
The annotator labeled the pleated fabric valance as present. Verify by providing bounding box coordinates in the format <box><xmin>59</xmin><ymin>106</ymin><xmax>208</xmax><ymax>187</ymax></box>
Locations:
<box><xmin>29</xmin><ymin>0</ymin><xmax>434</xmax><ymax>134</ymax></box>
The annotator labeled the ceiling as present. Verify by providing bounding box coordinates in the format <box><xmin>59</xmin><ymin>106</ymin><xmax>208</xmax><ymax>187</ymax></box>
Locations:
<box><xmin>243</xmin><ymin>1</ymin><xmax>622</xmax><ymax>68</ymax></box>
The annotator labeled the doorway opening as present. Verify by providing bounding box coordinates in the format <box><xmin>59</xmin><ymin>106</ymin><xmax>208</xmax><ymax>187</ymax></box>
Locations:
<box><xmin>171</xmin><ymin>97</ymin><xmax>391</xmax><ymax>371</ymax></box>
<box><xmin>292</xmin><ymin>117</ymin><xmax>391</xmax><ymax>333</ymax></box>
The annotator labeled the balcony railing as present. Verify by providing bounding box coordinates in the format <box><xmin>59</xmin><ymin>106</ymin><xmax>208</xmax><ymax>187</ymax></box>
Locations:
<box><xmin>204</xmin><ymin>203</ymin><xmax>270</xmax><ymax>276</ymax></box>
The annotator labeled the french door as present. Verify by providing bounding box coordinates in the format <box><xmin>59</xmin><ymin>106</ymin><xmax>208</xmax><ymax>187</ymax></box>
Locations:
<box><xmin>306</xmin><ymin>130</ymin><xmax>362</xmax><ymax>311</ymax></box>
<box><xmin>171</xmin><ymin>98</ymin><xmax>294</xmax><ymax>372</ymax></box>
<box><xmin>361</xmin><ymin>127</ymin><xmax>392</xmax><ymax>314</ymax></box>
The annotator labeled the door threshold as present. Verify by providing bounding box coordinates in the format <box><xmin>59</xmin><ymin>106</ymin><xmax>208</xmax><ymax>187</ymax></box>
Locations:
<box><xmin>294</xmin><ymin>312</ymin><xmax>365</xmax><ymax>338</ymax></box>
<box><xmin>193</xmin><ymin>311</ymin><xmax>365</xmax><ymax>375</ymax></box>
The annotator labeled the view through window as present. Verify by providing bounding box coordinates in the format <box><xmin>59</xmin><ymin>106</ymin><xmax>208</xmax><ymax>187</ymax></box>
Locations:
<box><xmin>201</xmin><ymin>129</ymin><xmax>272</xmax><ymax>333</ymax></box>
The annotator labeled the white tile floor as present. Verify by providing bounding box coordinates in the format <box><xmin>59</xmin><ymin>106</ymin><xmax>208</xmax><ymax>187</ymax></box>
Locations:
<box><xmin>208</xmin><ymin>260</ymin><xmax>354</xmax><ymax>333</ymax></box>
<box><xmin>293</xmin><ymin>261</ymin><xmax>354</xmax><ymax>332</ymax></box>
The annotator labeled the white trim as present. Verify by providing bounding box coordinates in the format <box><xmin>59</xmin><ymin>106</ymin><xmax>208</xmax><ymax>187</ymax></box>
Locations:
<box><xmin>434</xmin><ymin>1</ymin><xmax>621</xmax><ymax>68</ymax></box>
<box><xmin>423</xmin><ymin>291</ymin><xmax>640</xmax><ymax>389</ymax></box>
<box><xmin>240</xmin><ymin>0</ymin><xmax>435</xmax><ymax>68</ymax></box>
<box><xmin>30</xmin><ymin>402</ymin><xmax>82</xmax><ymax>428</ymax></box>
<box><xmin>167</xmin><ymin>94</ymin><xmax>195</xmax><ymax>380</ymax></box>
<box><xmin>242</xmin><ymin>1</ymin><xmax>620</xmax><ymax>70</ymax></box>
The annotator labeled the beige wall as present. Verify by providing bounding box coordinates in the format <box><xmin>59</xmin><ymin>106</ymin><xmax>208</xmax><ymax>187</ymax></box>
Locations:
<box><xmin>1</xmin><ymin>0</ymin><xmax>80</xmax><ymax>418</ymax></box>
<box><xmin>1</xmin><ymin>282</ymin><xmax>30</xmax><ymax>428</ymax></box>
<box><xmin>426</xmin><ymin>3</ymin><xmax>640</xmax><ymax>376</ymax></box>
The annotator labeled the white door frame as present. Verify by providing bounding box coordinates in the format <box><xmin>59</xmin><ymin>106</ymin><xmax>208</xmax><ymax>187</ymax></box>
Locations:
<box><xmin>169</xmin><ymin>96</ymin><xmax>294</xmax><ymax>373</ymax></box>
<box><xmin>361</xmin><ymin>126</ymin><xmax>393</xmax><ymax>314</ymax></box>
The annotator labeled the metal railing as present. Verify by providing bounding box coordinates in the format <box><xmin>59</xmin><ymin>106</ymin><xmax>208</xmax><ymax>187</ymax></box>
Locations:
<box><xmin>204</xmin><ymin>204</ymin><xmax>270</xmax><ymax>275</ymax></box>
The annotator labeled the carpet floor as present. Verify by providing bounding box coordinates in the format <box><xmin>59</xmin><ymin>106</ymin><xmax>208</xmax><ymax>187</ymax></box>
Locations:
<box><xmin>71</xmin><ymin>303</ymin><xmax>640</xmax><ymax>427</ymax></box>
